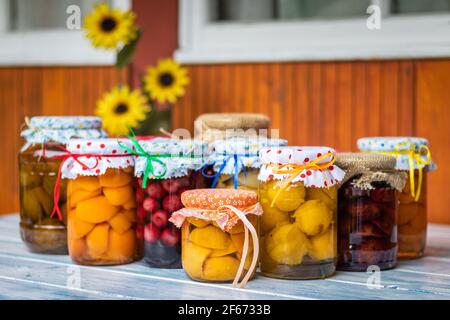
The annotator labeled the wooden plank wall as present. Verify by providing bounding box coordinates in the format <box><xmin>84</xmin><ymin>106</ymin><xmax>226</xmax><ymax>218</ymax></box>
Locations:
<box><xmin>173</xmin><ymin>60</ymin><xmax>449</xmax><ymax>224</ymax></box>
<box><xmin>0</xmin><ymin>66</ymin><xmax>128</xmax><ymax>215</ymax></box>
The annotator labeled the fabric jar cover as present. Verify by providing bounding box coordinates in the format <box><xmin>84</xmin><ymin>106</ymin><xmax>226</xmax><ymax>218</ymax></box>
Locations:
<box><xmin>357</xmin><ymin>137</ymin><xmax>436</xmax><ymax>171</ymax></box>
<box><xmin>208</xmin><ymin>136</ymin><xmax>288</xmax><ymax>175</ymax></box>
<box><xmin>258</xmin><ymin>146</ymin><xmax>345</xmax><ymax>188</ymax></box>
<box><xmin>61</xmin><ymin>138</ymin><xmax>136</xmax><ymax>179</ymax></box>
<box><xmin>20</xmin><ymin>116</ymin><xmax>107</xmax><ymax>152</ymax></box>
<box><xmin>335</xmin><ymin>152</ymin><xmax>407</xmax><ymax>191</ymax></box>
<box><xmin>134</xmin><ymin>137</ymin><xmax>208</xmax><ymax>180</ymax></box>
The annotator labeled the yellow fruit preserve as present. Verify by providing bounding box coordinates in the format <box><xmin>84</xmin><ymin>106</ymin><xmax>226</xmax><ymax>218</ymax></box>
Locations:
<box><xmin>258</xmin><ymin>146</ymin><xmax>344</xmax><ymax>279</ymax></box>
<box><xmin>62</xmin><ymin>138</ymin><xmax>143</xmax><ymax>265</ymax></box>
<box><xmin>358</xmin><ymin>137</ymin><xmax>435</xmax><ymax>259</ymax></box>
<box><xmin>171</xmin><ymin>189</ymin><xmax>262</xmax><ymax>286</ymax></box>
<box><xmin>18</xmin><ymin>116</ymin><xmax>106</xmax><ymax>254</ymax></box>
<box><xmin>207</xmin><ymin>136</ymin><xmax>287</xmax><ymax>191</ymax></box>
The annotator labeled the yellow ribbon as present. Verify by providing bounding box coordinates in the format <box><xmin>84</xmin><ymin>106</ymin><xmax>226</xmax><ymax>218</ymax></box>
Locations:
<box><xmin>267</xmin><ymin>152</ymin><xmax>336</xmax><ymax>207</ymax></box>
<box><xmin>369</xmin><ymin>141</ymin><xmax>431</xmax><ymax>202</ymax></box>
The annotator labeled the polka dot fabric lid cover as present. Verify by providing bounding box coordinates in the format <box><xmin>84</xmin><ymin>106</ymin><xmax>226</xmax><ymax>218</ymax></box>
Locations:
<box><xmin>357</xmin><ymin>137</ymin><xmax>436</xmax><ymax>171</ymax></box>
<box><xmin>258</xmin><ymin>146</ymin><xmax>345</xmax><ymax>188</ymax></box>
<box><xmin>169</xmin><ymin>189</ymin><xmax>262</xmax><ymax>232</ymax></box>
<box><xmin>135</xmin><ymin>137</ymin><xmax>208</xmax><ymax>179</ymax></box>
<box><xmin>208</xmin><ymin>136</ymin><xmax>288</xmax><ymax>175</ymax></box>
<box><xmin>21</xmin><ymin>116</ymin><xmax>107</xmax><ymax>151</ymax></box>
<box><xmin>61</xmin><ymin>138</ymin><xmax>135</xmax><ymax>179</ymax></box>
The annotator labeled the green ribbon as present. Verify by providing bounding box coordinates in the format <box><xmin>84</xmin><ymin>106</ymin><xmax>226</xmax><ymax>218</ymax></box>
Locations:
<box><xmin>118</xmin><ymin>130</ymin><xmax>203</xmax><ymax>188</ymax></box>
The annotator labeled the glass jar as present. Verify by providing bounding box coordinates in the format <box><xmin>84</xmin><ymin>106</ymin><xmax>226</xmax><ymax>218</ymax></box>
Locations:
<box><xmin>133</xmin><ymin>138</ymin><xmax>211</xmax><ymax>268</ymax></box>
<box><xmin>171</xmin><ymin>189</ymin><xmax>261</xmax><ymax>285</ymax></box>
<box><xmin>358</xmin><ymin>137</ymin><xmax>435</xmax><ymax>259</ymax></box>
<box><xmin>195</xmin><ymin>113</ymin><xmax>270</xmax><ymax>144</ymax></box>
<box><xmin>64</xmin><ymin>138</ymin><xmax>143</xmax><ymax>265</ymax></box>
<box><xmin>208</xmin><ymin>136</ymin><xmax>287</xmax><ymax>191</ymax></box>
<box><xmin>258</xmin><ymin>146</ymin><xmax>344</xmax><ymax>279</ymax></box>
<box><xmin>19</xmin><ymin>116</ymin><xmax>106</xmax><ymax>254</ymax></box>
<box><xmin>335</xmin><ymin>153</ymin><xmax>405</xmax><ymax>271</ymax></box>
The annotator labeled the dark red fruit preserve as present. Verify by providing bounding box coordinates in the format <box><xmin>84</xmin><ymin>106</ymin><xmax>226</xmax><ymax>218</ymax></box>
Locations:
<box><xmin>338</xmin><ymin>180</ymin><xmax>398</xmax><ymax>271</ymax></box>
<box><xmin>136</xmin><ymin>170</ymin><xmax>211</xmax><ymax>268</ymax></box>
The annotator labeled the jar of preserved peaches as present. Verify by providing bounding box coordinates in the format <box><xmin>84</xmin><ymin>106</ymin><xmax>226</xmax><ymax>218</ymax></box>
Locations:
<box><xmin>19</xmin><ymin>116</ymin><xmax>106</xmax><ymax>254</ymax></box>
<box><xmin>170</xmin><ymin>189</ymin><xmax>262</xmax><ymax>287</ymax></box>
<box><xmin>336</xmin><ymin>153</ymin><xmax>407</xmax><ymax>271</ymax></box>
<box><xmin>258</xmin><ymin>146</ymin><xmax>345</xmax><ymax>279</ymax></box>
<box><xmin>358</xmin><ymin>137</ymin><xmax>435</xmax><ymax>259</ymax></box>
<box><xmin>131</xmin><ymin>138</ymin><xmax>211</xmax><ymax>268</ymax></box>
<box><xmin>61</xmin><ymin>138</ymin><xmax>142</xmax><ymax>265</ymax></box>
<box><xmin>195</xmin><ymin>113</ymin><xmax>270</xmax><ymax>144</ymax></box>
<box><xmin>206</xmin><ymin>136</ymin><xmax>287</xmax><ymax>191</ymax></box>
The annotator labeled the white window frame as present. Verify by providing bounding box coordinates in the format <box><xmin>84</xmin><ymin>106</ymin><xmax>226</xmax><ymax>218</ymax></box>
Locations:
<box><xmin>175</xmin><ymin>0</ymin><xmax>450</xmax><ymax>64</ymax></box>
<box><xmin>0</xmin><ymin>0</ymin><xmax>130</xmax><ymax>66</ymax></box>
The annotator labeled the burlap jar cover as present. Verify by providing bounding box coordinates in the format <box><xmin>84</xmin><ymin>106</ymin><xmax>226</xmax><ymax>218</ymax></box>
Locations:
<box><xmin>336</xmin><ymin>153</ymin><xmax>406</xmax><ymax>191</ymax></box>
<box><xmin>194</xmin><ymin>113</ymin><xmax>270</xmax><ymax>144</ymax></box>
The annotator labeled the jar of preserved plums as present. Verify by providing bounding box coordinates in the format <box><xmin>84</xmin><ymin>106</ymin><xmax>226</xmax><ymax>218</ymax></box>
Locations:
<box><xmin>336</xmin><ymin>153</ymin><xmax>407</xmax><ymax>271</ymax></box>
<box><xmin>195</xmin><ymin>113</ymin><xmax>271</xmax><ymax>144</ymax></box>
<box><xmin>206</xmin><ymin>136</ymin><xmax>287</xmax><ymax>191</ymax></box>
<box><xmin>170</xmin><ymin>189</ymin><xmax>262</xmax><ymax>287</ymax></box>
<box><xmin>131</xmin><ymin>138</ymin><xmax>211</xmax><ymax>268</ymax></box>
<box><xmin>358</xmin><ymin>137</ymin><xmax>435</xmax><ymax>259</ymax></box>
<box><xmin>62</xmin><ymin>138</ymin><xmax>142</xmax><ymax>265</ymax></box>
<box><xmin>19</xmin><ymin>116</ymin><xmax>106</xmax><ymax>254</ymax></box>
<box><xmin>258</xmin><ymin>146</ymin><xmax>345</xmax><ymax>279</ymax></box>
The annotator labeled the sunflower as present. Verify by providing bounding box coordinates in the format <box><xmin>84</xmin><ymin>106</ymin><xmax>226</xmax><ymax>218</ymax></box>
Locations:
<box><xmin>96</xmin><ymin>86</ymin><xmax>151</xmax><ymax>136</ymax></box>
<box><xmin>143</xmin><ymin>59</ymin><xmax>189</xmax><ymax>104</ymax></box>
<box><xmin>84</xmin><ymin>3</ymin><xmax>138</xmax><ymax>50</ymax></box>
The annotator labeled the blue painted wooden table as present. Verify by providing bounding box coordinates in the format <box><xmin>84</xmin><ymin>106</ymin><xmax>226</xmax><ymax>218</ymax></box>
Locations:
<box><xmin>1</xmin><ymin>213</ymin><xmax>450</xmax><ymax>300</ymax></box>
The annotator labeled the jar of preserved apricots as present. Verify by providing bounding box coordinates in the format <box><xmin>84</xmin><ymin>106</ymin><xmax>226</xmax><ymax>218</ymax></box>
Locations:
<box><xmin>336</xmin><ymin>153</ymin><xmax>407</xmax><ymax>271</ymax></box>
<box><xmin>195</xmin><ymin>113</ymin><xmax>270</xmax><ymax>144</ymax></box>
<box><xmin>258</xmin><ymin>146</ymin><xmax>345</xmax><ymax>279</ymax></box>
<box><xmin>19</xmin><ymin>116</ymin><xmax>106</xmax><ymax>254</ymax></box>
<box><xmin>60</xmin><ymin>138</ymin><xmax>142</xmax><ymax>265</ymax></box>
<box><xmin>358</xmin><ymin>137</ymin><xmax>435</xmax><ymax>259</ymax></box>
<box><xmin>128</xmin><ymin>138</ymin><xmax>211</xmax><ymax>268</ymax></box>
<box><xmin>170</xmin><ymin>189</ymin><xmax>262</xmax><ymax>287</ymax></box>
<box><xmin>205</xmin><ymin>136</ymin><xmax>287</xmax><ymax>191</ymax></box>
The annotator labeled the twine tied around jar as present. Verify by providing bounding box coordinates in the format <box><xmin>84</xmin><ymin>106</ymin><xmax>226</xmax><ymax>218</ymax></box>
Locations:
<box><xmin>267</xmin><ymin>152</ymin><xmax>336</xmax><ymax>207</ymax></box>
<box><xmin>170</xmin><ymin>203</ymin><xmax>262</xmax><ymax>288</ymax></box>
<box><xmin>201</xmin><ymin>153</ymin><xmax>258</xmax><ymax>189</ymax></box>
<box><xmin>45</xmin><ymin>146</ymin><xmax>134</xmax><ymax>221</ymax></box>
<box><xmin>367</xmin><ymin>142</ymin><xmax>431</xmax><ymax>201</ymax></box>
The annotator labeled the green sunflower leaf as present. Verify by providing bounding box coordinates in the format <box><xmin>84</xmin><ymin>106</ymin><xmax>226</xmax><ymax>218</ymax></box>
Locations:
<box><xmin>116</xmin><ymin>29</ymin><xmax>142</xmax><ymax>68</ymax></box>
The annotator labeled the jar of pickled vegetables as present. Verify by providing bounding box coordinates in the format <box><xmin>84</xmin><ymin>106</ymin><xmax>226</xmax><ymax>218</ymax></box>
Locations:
<box><xmin>336</xmin><ymin>153</ymin><xmax>407</xmax><ymax>271</ymax></box>
<box><xmin>206</xmin><ymin>136</ymin><xmax>287</xmax><ymax>191</ymax></box>
<box><xmin>130</xmin><ymin>138</ymin><xmax>211</xmax><ymax>268</ymax></box>
<box><xmin>258</xmin><ymin>146</ymin><xmax>345</xmax><ymax>279</ymax></box>
<box><xmin>195</xmin><ymin>113</ymin><xmax>270</xmax><ymax>144</ymax></box>
<box><xmin>170</xmin><ymin>189</ymin><xmax>262</xmax><ymax>287</ymax></box>
<box><xmin>19</xmin><ymin>116</ymin><xmax>106</xmax><ymax>254</ymax></box>
<box><xmin>358</xmin><ymin>137</ymin><xmax>435</xmax><ymax>259</ymax></box>
<box><xmin>61</xmin><ymin>138</ymin><xmax>142</xmax><ymax>265</ymax></box>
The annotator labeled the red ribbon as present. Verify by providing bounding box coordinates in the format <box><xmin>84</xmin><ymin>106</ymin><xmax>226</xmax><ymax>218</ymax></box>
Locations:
<box><xmin>46</xmin><ymin>146</ymin><xmax>134</xmax><ymax>221</ymax></box>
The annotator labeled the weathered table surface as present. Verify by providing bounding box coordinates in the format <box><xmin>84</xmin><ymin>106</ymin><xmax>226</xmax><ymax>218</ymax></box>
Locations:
<box><xmin>1</xmin><ymin>213</ymin><xmax>450</xmax><ymax>300</ymax></box>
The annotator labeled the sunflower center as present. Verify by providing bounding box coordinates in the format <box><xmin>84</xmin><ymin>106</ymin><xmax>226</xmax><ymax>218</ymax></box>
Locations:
<box><xmin>115</xmin><ymin>103</ymin><xmax>129</xmax><ymax>114</ymax></box>
<box><xmin>159</xmin><ymin>72</ymin><xmax>174</xmax><ymax>87</ymax></box>
<box><xmin>101</xmin><ymin>17</ymin><xmax>117</xmax><ymax>32</ymax></box>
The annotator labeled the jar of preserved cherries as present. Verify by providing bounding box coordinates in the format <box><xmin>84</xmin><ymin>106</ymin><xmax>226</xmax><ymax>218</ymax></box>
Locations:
<box><xmin>336</xmin><ymin>153</ymin><xmax>406</xmax><ymax>271</ymax></box>
<box><xmin>19</xmin><ymin>116</ymin><xmax>106</xmax><ymax>254</ymax></box>
<box><xmin>206</xmin><ymin>136</ymin><xmax>287</xmax><ymax>191</ymax></box>
<box><xmin>61</xmin><ymin>138</ymin><xmax>142</xmax><ymax>265</ymax></box>
<box><xmin>195</xmin><ymin>113</ymin><xmax>270</xmax><ymax>144</ymax></box>
<box><xmin>258</xmin><ymin>146</ymin><xmax>345</xmax><ymax>279</ymax></box>
<box><xmin>170</xmin><ymin>189</ymin><xmax>262</xmax><ymax>287</ymax></box>
<box><xmin>131</xmin><ymin>138</ymin><xmax>211</xmax><ymax>268</ymax></box>
<box><xmin>358</xmin><ymin>137</ymin><xmax>435</xmax><ymax>259</ymax></box>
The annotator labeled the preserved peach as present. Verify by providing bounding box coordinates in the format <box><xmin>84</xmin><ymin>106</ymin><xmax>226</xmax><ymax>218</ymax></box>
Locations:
<box><xmin>109</xmin><ymin>212</ymin><xmax>132</xmax><ymax>234</ymax></box>
<box><xmin>294</xmin><ymin>200</ymin><xmax>332</xmax><ymax>236</ymax></box>
<box><xmin>108</xmin><ymin>229</ymin><xmax>136</xmax><ymax>260</ymax></box>
<box><xmin>76</xmin><ymin>196</ymin><xmax>119</xmax><ymax>223</ymax></box>
<box><xmin>266</xmin><ymin>181</ymin><xmax>305</xmax><ymax>212</ymax></box>
<box><xmin>86</xmin><ymin>223</ymin><xmax>109</xmax><ymax>257</ymax></box>
<box><xmin>72</xmin><ymin>176</ymin><xmax>101</xmax><ymax>192</ymax></box>
<box><xmin>103</xmin><ymin>185</ymin><xmax>134</xmax><ymax>206</ymax></box>
<box><xmin>189</xmin><ymin>225</ymin><xmax>231</xmax><ymax>250</ymax></box>
<box><xmin>99</xmin><ymin>169</ymin><xmax>132</xmax><ymax>188</ymax></box>
<box><xmin>203</xmin><ymin>256</ymin><xmax>241</xmax><ymax>281</ymax></box>
<box><xmin>69</xmin><ymin>189</ymin><xmax>102</xmax><ymax>209</ymax></box>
